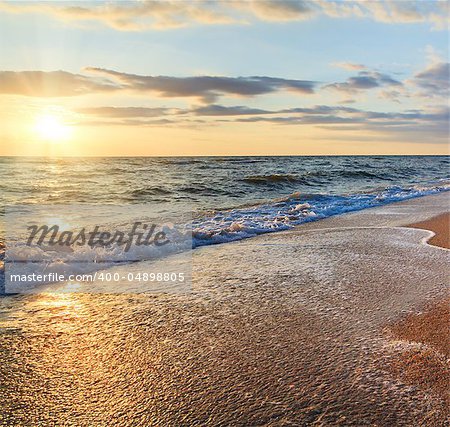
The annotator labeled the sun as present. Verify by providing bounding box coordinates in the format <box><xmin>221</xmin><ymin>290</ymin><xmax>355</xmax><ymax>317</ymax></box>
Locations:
<box><xmin>35</xmin><ymin>114</ymin><xmax>71</xmax><ymax>142</ymax></box>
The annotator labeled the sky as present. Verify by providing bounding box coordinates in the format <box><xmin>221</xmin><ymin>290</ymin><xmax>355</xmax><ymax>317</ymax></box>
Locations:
<box><xmin>0</xmin><ymin>0</ymin><xmax>448</xmax><ymax>156</ymax></box>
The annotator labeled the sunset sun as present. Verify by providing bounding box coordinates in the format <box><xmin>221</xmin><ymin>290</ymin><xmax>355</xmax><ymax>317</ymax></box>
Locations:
<box><xmin>35</xmin><ymin>115</ymin><xmax>71</xmax><ymax>142</ymax></box>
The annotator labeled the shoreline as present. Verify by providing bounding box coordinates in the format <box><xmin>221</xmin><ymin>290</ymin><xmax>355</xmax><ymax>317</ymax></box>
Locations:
<box><xmin>407</xmin><ymin>212</ymin><xmax>450</xmax><ymax>249</ymax></box>
<box><xmin>384</xmin><ymin>212</ymin><xmax>449</xmax><ymax>405</ymax></box>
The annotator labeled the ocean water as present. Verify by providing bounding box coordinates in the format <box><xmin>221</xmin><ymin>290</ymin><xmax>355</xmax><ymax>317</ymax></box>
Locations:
<box><xmin>1</xmin><ymin>156</ymin><xmax>449</xmax><ymax>247</ymax></box>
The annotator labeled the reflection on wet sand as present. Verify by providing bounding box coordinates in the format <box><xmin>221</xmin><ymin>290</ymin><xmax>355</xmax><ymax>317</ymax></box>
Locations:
<box><xmin>1</xmin><ymin>194</ymin><xmax>449</xmax><ymax>426</ymax></box>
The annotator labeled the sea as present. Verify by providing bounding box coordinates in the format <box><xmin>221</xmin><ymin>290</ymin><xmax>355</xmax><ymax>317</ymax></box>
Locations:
<box><xmin>1</xmin><ymin>155</ymin><xmax>449</xmax><ymax>247</ymax></box>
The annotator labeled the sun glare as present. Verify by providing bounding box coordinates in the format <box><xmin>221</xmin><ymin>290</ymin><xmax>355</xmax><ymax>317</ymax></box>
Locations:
<box><xmin>35</xmin><ymin>115</ymin><xmax>71</xmax><ymax>142</ymax></box>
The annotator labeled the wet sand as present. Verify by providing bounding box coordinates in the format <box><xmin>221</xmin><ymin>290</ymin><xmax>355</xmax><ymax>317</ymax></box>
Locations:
<box><xmin>0</xmin><ymin>193</ymin><xmax>449</xmax><ymax>426</ymax></box>
<box><xmin>407</xmin><ymin>212</ymin><xmax>450</xmax><ymax>249</ymax></box>
<box><xmin>387</xmin><ymin>298</ymin><xmax>449</xmax><ymax>405</ymax></box>
<box><xmin>383</xmin><ymin>213</ymin><xmax>450</xmax><ymax>406</ymax></box>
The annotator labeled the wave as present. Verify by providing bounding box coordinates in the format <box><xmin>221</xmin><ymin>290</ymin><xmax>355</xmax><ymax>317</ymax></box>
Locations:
<box><xmin>241</xmin><ymin>174</ymin><xmax>302</xmax><ymax>184</ymax></box>
<box><xmin>337</xmin><ymin>170</ymin><xmax>391</xmax><ymax>180</ymax></box>
<box><xmin>4</xmin><ymin>224</ymin><xmax>191</xmax><ymax>291</ymax></box>
<box><xmin>241</xmin><ymin>170</ymin><xmax>392</xmax><ymax>187</ymax></box>
<box><xmin>178</xmin><ymin>185</ymin><xmax>239</xmax><ymax>196</ymax></box>
<box><xmin>191</xmin><ymin>182</ymin><xmax>450</xmax><ymax>247</ymax></box>
<box><xmin>130</xmin><ymin>187</ymin><xmax>173</xmax><ymax>197</ymax></box>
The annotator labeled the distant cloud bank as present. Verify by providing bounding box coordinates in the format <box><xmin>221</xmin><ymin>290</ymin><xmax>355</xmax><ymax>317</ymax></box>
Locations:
<box><xmin>1</xmin><ymin>59</ymin><xmax>447</xmax><ymax>103</ymax></box>
<box><xmin>0</xmin><ymin>68</ymin><xmax>317</xmax><ymax>102</ymax></box>
<box><xmin>0</xmin><ymin>0</ymin><xmax>448</xmax><ymax>31</ymax></box>
<box><xmin>0</xmin><ymin>56</ymin><xmax>447</xmax><ymax>142</ymax></box>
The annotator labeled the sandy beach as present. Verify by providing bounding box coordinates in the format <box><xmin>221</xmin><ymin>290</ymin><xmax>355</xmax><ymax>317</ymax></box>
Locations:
<box><xmin>383</xmin><ymin>213</ymin><xmax>450</xmax><ymax>408</ymax></box>
<box><xmin>0</xmin><ymin>192</ymin><xmax>449</xmax><ymax>426</ymax></box>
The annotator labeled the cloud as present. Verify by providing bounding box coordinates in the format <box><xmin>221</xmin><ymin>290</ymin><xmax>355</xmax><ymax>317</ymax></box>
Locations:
<box><xmin>0</xmin><ymin>70</ymin><xmax>119</xmax><ymax>97</ymax></box>
<box><xmin>187</xmin><ymin>104</ymin><xmax>272</xmax><ymax>116</ymax></box>
<box><xmin>1</xmin><ymin>62</ymin><xmax>445</xmax><ymax>109</ymax></box>
<box><xmin>238</xmin><ymin>0</ymin><xmax>317</xmax><ymax>22</ymax></box>
<box><xmin>232</xmin><ymin>115</ymin><xmax>359</xmax><ymax>125</ymax></box>
<box><xmin>219</xmin><ymin>104</ymin><xmax>449</xmax><ymax>142</ymax></box>
<box><xmin>76</xmin><ymin>106</ymin><xmax>171</xmax><ymax>118</ymax></box>
<box><xmin>332</xmin><ymin>62</ymin><xmax>367</xmax><ymax>71</ymax></box>
<box><xmin>319</xmin><ymin>0</ymin><xmax>449</xmax><ymax>30</ymax></box>
<box><xmin>281</xmin><ymin>105</ymin><xmax>360</xmax><ymax>115</ymax></box>
<box><xmin>352</xmin><ymin>0</ymin><xmax>449</xmax><ymax>29</ymax></box>
<box><xmin>379</xmin><ymin>88</ymin><xmax>409</xmax><ymax>103</ymax></box>
<box><xmin>0</xmin><ymin>1</ymin><xmax>237</xmax><ymax>30</ymax></box>
<box><xmin>71</xmin><ymin>97</ymin><xmax>449</xmax><ymax>142</ymax></box>
<box><xmin>76</xmin><ymin>103</ymin><xmax>364</xmax><ymax>120</ymax></box>
<box><xmin>326</xmin><ymin>70</ymin><xmax>402</xmax><ymax>93</ymax></box>
<box><xmin>75</xmin><ymin>102</ymin><xmax>448</xmax><ymax>142</ymax></box>
<box><xmin>0</xmin><ymin>68</ymin><xmax>316</xmax><ymax>101</ymax></box>
<box><xmin>200</xmin><ymin>104</ymin><xmax>448</xmax><ymax>141</ymax></box>
<box><xmin>0</xmin><ymin>0</ymin><xmax>447</xmax><ymax>30</ymax></box>
<box><xmin>411</xmin><ymin>61</ymin><xmax>449</xmax><ymax>97</ymax></box>
<box><xmin>84</xmin><ymin>67</ymin><xmax>317</xmax><ymax>102</ymax></box>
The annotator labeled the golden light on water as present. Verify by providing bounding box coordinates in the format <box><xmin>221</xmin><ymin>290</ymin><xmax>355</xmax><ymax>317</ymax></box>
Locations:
<box><xmin>34</xmin><ymin>114</ymin><xmax>71</xmax><ymax>143</ymax></box>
